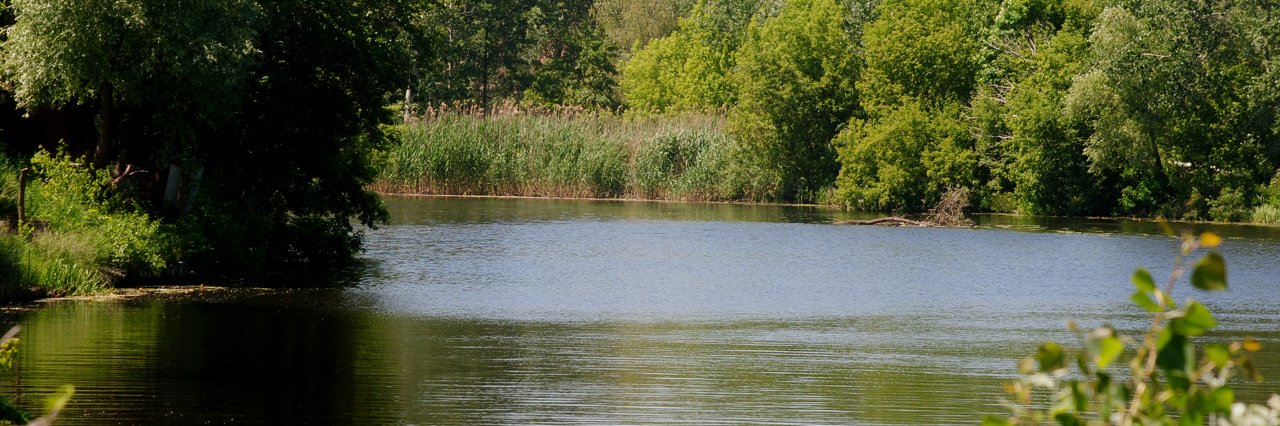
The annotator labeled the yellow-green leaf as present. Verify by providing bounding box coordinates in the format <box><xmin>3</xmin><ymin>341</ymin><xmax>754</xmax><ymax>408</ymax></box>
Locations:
<box><xmin>1037</xmin><ymin>341</ymin><xmax>1066</xmax><ymax>372</ymax></box>
<box><xmin>1132</xmin><ymin>291</ymin><xmax>1161</xmax><ymax>312</ymax></box>
<box><xmin>1205</xmin><ymin>344</ymin><xmax>1230</xmax><ymax>369</ymax></box>
<box><xmin>1096</xmin><ymin>336</ymin><xmax>1123</xmax><ymax>370</ymax></box>
<box><xmin>1171</xmin><ymin>301</ymin><xmax>1216</xmax><ymax>336</ymax></box>
<box><xmin>1212</xmin><ymin>387</ymin><xmax>1234</xmax><ymax>412</ymax></box>
<box><xmin>1132</xmin><ymin>268</ymin><xmax>1156</xmax><ymax>293</ymax></box>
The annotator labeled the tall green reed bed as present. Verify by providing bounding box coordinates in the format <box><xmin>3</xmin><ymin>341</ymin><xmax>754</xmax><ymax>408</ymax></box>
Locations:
<box><xmin>376</xmin><ymin>111</ymin><xmax>758</xmax><ymax>201</ymax></box>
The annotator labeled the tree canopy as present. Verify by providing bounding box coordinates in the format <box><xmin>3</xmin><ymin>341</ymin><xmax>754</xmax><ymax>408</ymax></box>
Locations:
<box><xmin>2</xmin><ymin>0</ymin><xmax>417</xmax><ymax>272</ymax></box>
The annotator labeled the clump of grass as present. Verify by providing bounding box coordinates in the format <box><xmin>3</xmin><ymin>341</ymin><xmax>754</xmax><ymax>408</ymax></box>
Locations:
<box><xmin>0</xmin><ymin>232</ymin><xmax>109</xmax><ymax>299</ymax></box>
<box><xmin>380</xmin><ymin>113</ymin><xmax>627</xmax><ymax>197</ymax></box>
<box><xmin>376</xmin><ymin>108</ymin><xmax>756</xmax><ymax>201</ymax></box>
<box><xmin>633</xmin><ymin>127</ymin><xmax>736</xmax><ymax>200</ymax></box>
<box><xmin>1252</xmin><ymin>203</ymin><xmax>1280</xmax><ymax>225</ymax></box>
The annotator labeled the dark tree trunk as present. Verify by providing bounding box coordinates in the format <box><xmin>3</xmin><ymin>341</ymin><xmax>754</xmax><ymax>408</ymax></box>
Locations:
<box><xmin>1149</xmin><ymin>135</ymin><xmax>1170</xmax><ymax>195</ymax></box>
<box><xmin>93</xmin><ymin>82</ymin><xmax>115</xmax><ymax>168</ymax></box>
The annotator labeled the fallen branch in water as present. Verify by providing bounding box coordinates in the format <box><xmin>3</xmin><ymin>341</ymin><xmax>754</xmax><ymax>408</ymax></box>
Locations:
<box><xmin>925</xmin><ymin>186</ymin><xmax>973</xmax><ymax>227</ymax></box>
<box><xmin>834</xmin><ymin>216</ymin><xmax>929</xmax><ymax>227</ymax></box>
<box><xmin>837</xmin><ymin>186</ymin><xmax>974</xmax><ymax>228</ymax></box>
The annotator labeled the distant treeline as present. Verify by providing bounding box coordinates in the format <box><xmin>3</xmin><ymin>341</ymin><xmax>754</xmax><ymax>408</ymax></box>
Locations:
<box><xmin>397</xmin><ymin>0</ymin><xmax>1280</xmax><ymax>222</ymax></box>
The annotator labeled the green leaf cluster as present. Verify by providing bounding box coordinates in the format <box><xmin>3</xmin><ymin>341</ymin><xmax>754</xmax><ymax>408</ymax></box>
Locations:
<box><xmin>835</xmin><ymin>100</ymin><xmax>974</xmax><ymax>211</ymax></box>
<box><xmin>988</xmin><ymin>233</ymin><xmax>1280</xmax><ymax>425</ymax></box>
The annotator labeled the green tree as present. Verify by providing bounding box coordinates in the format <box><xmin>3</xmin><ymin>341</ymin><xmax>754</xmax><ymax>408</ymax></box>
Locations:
<box><xmin>969</xmin><ymin>0</ymin><xmax>1107</xmax><ymax>215</ymax></box>
<box><xmin>188</xmin><ymin>0</ymin><xmax>412</xmax><ymax>269</ymax></box>
<box><xmin>1064</xmin><ymin>0</ymin><xmax>1277</xmax><ymax>218</ymax></box>
<box><xmin>523</xmin><ymin>0</ymin><xmax>621</xmax><ymax>109</ymax></box>
<box><xmin>2</xmin><ymin>0</ymin><xmax>261</xmax><ymax>169</ymax></box>
<box><xmin>857</xmin><ymin>0</ymin><xmax>988</xmax><ymax>112</ymax></box>
<box><xmin>620</xmin><ymin>0</ymin><xmax>761</xmax><ymax>115</ymax></box>
<box><xmin>592</xmin><ymin>0</ymin><xmax>696</xmax><ymax>57</ymax></box>
<box><xmin>833</xmin><ymin>0</ymin><xmax>986</xmax><ymax>211</ymax></box>
<box><xmin>3</xmin><ymin>0</ymin><xmax>416</xmax><ymax>271</ymax></box>
<box><xmin>412</xmin><ymin>0</ymin><xmax>621</xmax><ymax>110</ymax></box>
<box><xmin>728</xmin><ymin>0</ymin><xmax>861</xmax><ymax>201</ymax></box>
<box><xmin>417</xmin><ymin>0</ymin><xmax>540</xmax><ymax>109</ymax></box>
<box><xmin>835</xmin><ymin>100</ymin><xmax>973</xmax><ymax>211</ymax></box>
<box><xmin>1001</xmin><ymin>30</ymin><xmax>1104</xmax><ymax>215</ymax></box>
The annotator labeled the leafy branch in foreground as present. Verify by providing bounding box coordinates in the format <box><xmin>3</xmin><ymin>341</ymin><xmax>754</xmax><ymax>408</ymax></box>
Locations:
<box><xmin>986</xmin><ymin>232</ymin><xmax>1280</xmax><ymax>425</ymax></box>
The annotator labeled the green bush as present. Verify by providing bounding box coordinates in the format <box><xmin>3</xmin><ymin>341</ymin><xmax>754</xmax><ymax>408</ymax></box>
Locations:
<box><xmin>1208</xmin><ymin>188</ymin><xmax>1250</xmax><ymax>223</ymax></box>
<box><xmin>1260</xmin><ymin>171</ymin><xmax>1280</xmax><ymax>207</ymax></box>
<box><xmin>25</xmin><ymin>149</ymin><xmax>170</xmax><ymax>275</ymax></box>
<box><xmin>728</xmin><ymin>0</ymin><xmax>862</xmax><ymax>202</ymax></box>
<box><xmin>834</xmin><ymin>100</ymin><xmax>975</xmax><ymax>212</ymax></box>
<box><xmin>0</xmin><ymin>148</ymin><xmax>173</xmax><ymax>297</ymax></box>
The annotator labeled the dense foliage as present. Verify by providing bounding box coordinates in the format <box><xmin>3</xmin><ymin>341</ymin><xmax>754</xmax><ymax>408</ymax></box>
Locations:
<box><xmin>0</xmin><ymin>0</ymin><xmax>416</xmax><ymax>281</ymax></box>
<box><xmin>729</xmin><ymin>0</ymin><xmax>862</xmax><ymax>201</ymax></box>
<box><xmin>410</xmin><ymin>0</ymin><xmax>621</xmax><ymax>111</ymax></box>
<box><xmin>612</xmin><ymin>0</ymin><xmax>1280</xmax><ymax>216</ymax></box>
<box><xmin>391</xmin><ymin>0</ymin><xmax>1280</xmax><ymax>216</ymax></box>
<box><xmin>618</xmin><ymin>0</ymin><xmax>758</xmax><ymax>115</ymax></box>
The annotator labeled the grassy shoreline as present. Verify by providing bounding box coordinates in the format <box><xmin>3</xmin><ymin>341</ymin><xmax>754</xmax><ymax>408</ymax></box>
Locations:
<box><xmin>376</xmin><ymin>192</ymin><xmax>841</xmax><ymax>209</ymax></box>
<box><xmin>0</xmin><ymin>151</ymin><xmax>173</xmax><ymax>302</ymax></box>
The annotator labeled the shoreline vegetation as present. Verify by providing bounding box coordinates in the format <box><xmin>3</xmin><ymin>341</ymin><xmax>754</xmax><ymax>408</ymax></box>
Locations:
<box><xmin>373</xmin><ymin>107</ymin><xmax>760</xmax><ymax>203</ymax></box>
<box><xmin>374</xmin><ymin>109</ymin><xmax>1280</xmax><ymax>227</ymax></box>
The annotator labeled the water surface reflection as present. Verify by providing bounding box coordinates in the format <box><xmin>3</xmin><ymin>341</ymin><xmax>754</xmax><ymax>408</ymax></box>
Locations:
<box><xmin>1</xmin><ymin>196</ymin><xmax>1277</xmax><ymax>424</ymax></box>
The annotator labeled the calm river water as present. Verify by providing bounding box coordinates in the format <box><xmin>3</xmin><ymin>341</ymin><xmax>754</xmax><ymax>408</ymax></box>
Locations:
<box><xmin>3</xmin><ymin>196</ymin><xmax>1279</xmax><ymax>424</ymax></box>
